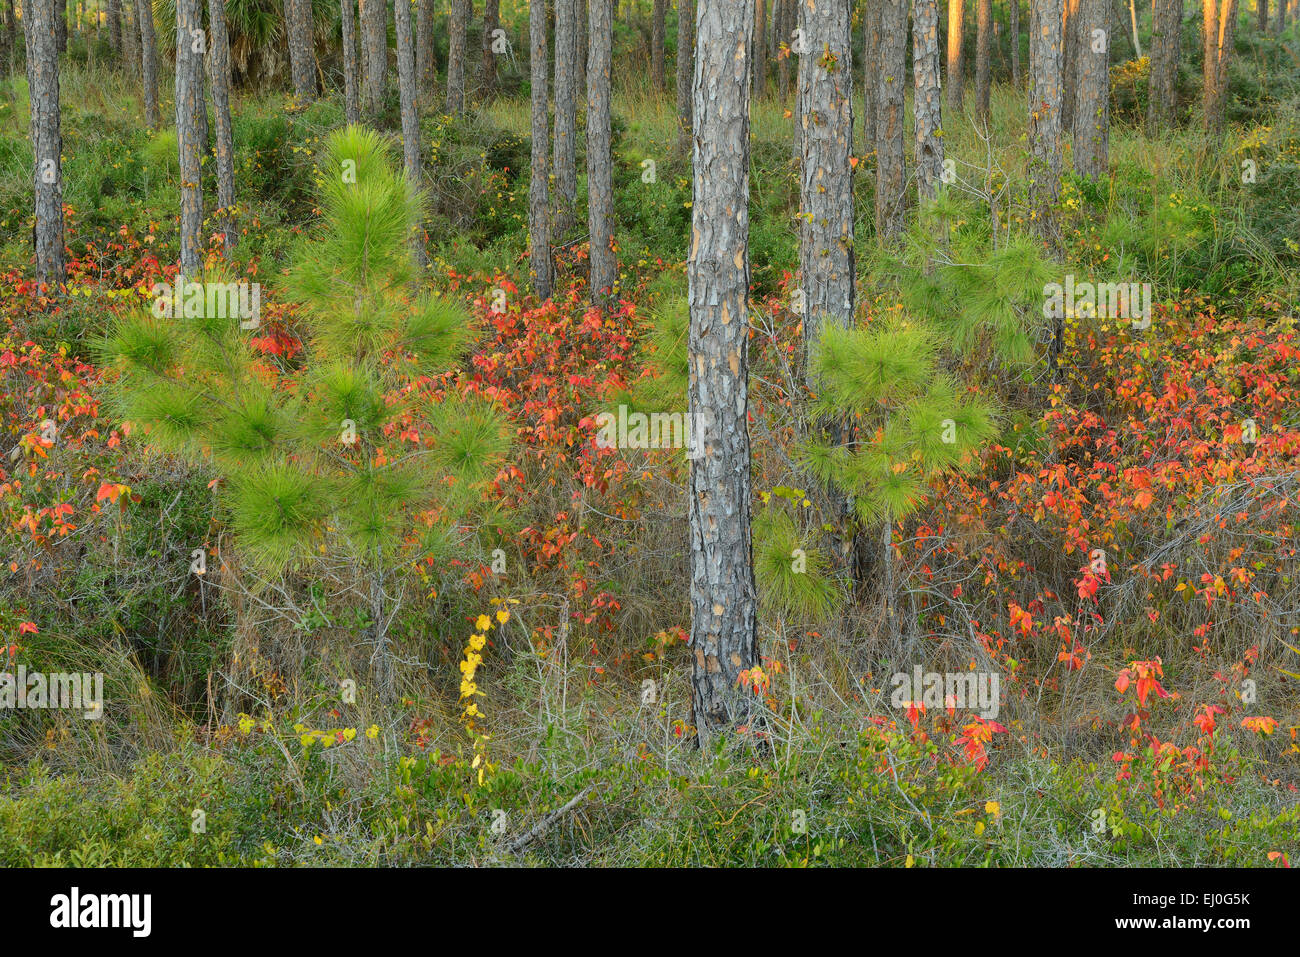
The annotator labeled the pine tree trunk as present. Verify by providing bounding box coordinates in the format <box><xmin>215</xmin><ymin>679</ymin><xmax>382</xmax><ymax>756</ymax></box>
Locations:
<box><xmin>1</xmin><ymin>0</ymin><xmax>14</xmax><ymax>74</ymax></box>
<box><xmin>394</xmin><ymin>0</ymin><xmax>426</xmax><ymax>264</ymax></box>
<box><xmin>342</xmin><ymin>0</ymin><xmax>362</xmax><ymax>123</ymax></box>
<box><xmin>1009</xmin><ymin>0</ymin><xmax>1020</xmax><ymax>85</ymax></box>
<box><xmin>122</xmin><ymin>0</ymin><xmax>141</xmax><ymax>78</ymax></box>
<box><xmin>798</xmin><ymin>0</ymin><xmax>854</xmax><ymax>339</ymax></box>
<box><xmin>777</xmin><ymin>0</ymin><xmax>793</xmax><ymax>102</ymax></box>
<box><xmin>446</xmin><ymin>0</ymin><xmax>469</xmax><ymax>112</ymax></box>
<box><xmin>1060</xmin><ymin>0</ymin><xmax>1080</xmax><ymax>131</ymax></box>
<box><xmin>529</xmin><ymin>0</ymin><xmax>553</xmax><ymax>297</ymax></box>
<box><xmin>577</xmin><ymin>0</ymin><xmax>587</xmax><ymax>90</ymax></box>
<box><xmin>107</xmin><ymin>0</ymin><xmax>121</xmax><ymax>54</ymax></box>
<box><xmin>1273</xmin><ymin>0</ymin><xmax>1286</xmax><ymax>33</ymax></box>
<box><xmin>875</xmin><ymin>0</ymin><xmax>906</xmax><ymax>240</ymax></box>
<box><xmin>479</xmin><ymin>0</ymin><xmax>499</xmax><ymax>97</ymax></box>
<box><xmin>975</xmin><ymin>0</ymin><xmax>991</xmax><ymax>116</ymax></box>
<box><xmin>1258</xmin><ymin>0</ymin><xmax>1268</xmax><ymax>30</ymax></box>
<box><xmin>57</xmin><ymin>0</ymin><xmax>67</xmax><ymax>53</ymax></box>
<box><xmin>675</xmin><ymin>0</ymin><xmax>695</xmax><ymax>154</ymax></box>
<box><xmin>914</xmin><ymin>0</ymin><xmax>944</xmax><ymax>201</ymax></box>
<box><xmin>1203</xmin><ymin>0</ymin><xmax>1238</xmax><ymax>136</ymax></box>
<box><xmin>1147</xmin><ymin>0</ymin><xmax>1178</xmax><ymax>130</ymax></box>
<box><xmin>587</xmin><ymin>0</ymin><xmax>617</xmax><ymax>303</ymax></box>
<box><xmin>863</xmin><ymin>0</ymin><xmax>878</xmax><ymax>152</ymax></box>
<box><xmin>1028</xmin><ymin>0</ymin><xmax>1063</xmax><ymax>245</ymax></box>
<box><xmin>947</xmin><ymin>0</ymin><xmax>965</xmax><ymax>110</ymax></box>
<box><xmin>208</xmin><ymin>0</ymin><xmax>236</xmax><ymax>251</ymax></box>
<box><xmin>751</xmin><ymin>0</ymin><xmax>765</xmax><ymax>95</ymax></box>
<box><xmin>1073</xmin><ymin>0</ymin><xmax>1108</xmax><ymax>177</ymax></box>
<box><xmin>360</xmin><ymin>0</ymin><xmax>387</xmax><ymax>118</ymax></box>
<box><xmin>175</xmin><ymin>0</ymin><xmax>204</xmax><ymax>275</ymax></box>
<box><xmin>286</xmin><ymin>0</ymin><xmax>317</xmax><ymax>98</ymax></box>
<box><xmin>416</xmin><ymin>0</ymin><xmax>435</xmax><ymax>107</ymax></box>
<box><xmin>688</xmin><ymin>0</ymin><xmax>758</xmax><ymax>744</ymax></box>
<box><xmin>555</xmin><ymin>0</ymin><xmax>579</xmax><ymax>230</ymax></box>
<box><xmin>137</xmin><ymin>0</ymin><xmax>159</xmax><ymax>127</ymax></box>
<box><xmin>25</xmin><ymin>0</ymin><xmax>66</xmax><ymax>287</ymax></box>
<box><xmin>652</xmin><ymin>0</ymin><xmax>667</xmax><ymax>87</ymax></box>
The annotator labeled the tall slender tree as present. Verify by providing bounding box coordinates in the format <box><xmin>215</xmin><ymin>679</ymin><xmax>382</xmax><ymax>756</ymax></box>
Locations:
<box><xmin>286</xmin><ymin>0</ymin><xmax>317</xmax><ymax>98</ymax></box>
<box><xmin>342</xmin><ymin>0</ymin><xmax>362</xmax><ymax>124</ymax></box>
<box><xmin>675</xmin><ymin>0</ymin><xmax>696</xmax><ymax>154</ymax></box>
<box><xmin>587</xmin><ymin>0</ymin><xmax>616</xmax><ymax>303</ymax></box>
<box><xmin>25</xmin><ymin>0</ymin><xmax>66</xmax><ymax>286</ymax></box>
<box><xmin>107</xmin><ymin>0</ymin><xmax>122</xmax><ymax>54</ymax></box>
<box><xmin>863</xmin><ymin>0</ymin><xmax>879</xmax><ymax>152</ymax></box>
<box><xmin>947</xmin><ymin>0</ymin><xmax>965</xmax><ymax>110</ymax></box>
<box><xmin>1060</xmin><ymin>0</ymin><xmax>1079</xmax><ymax>130</ymax></box>
<box><xmin>1</xmin><ymin>0</ymin><xmax>14</xmax><ymax>75</ymax></box>
<box><xmin>975</xmin><ymin>0</ymin><xmax>991</xmax><ymax>116</ymax></box>
<box><xmin>208</xmin><ymin>0</ymin><xmax>236</xmax><ymax>251</ymax></box>
<box><xmin>479</xmin><ymin>0</ymin><xmax>500</xmax><ymax>96</ymax></box>
<box><xmin>123</xmin><ymin>0</ymin><xmax>141</xmax><ymax>78</ymax></box>
<box><xmin>1073</xmin><ymin>0</ymin><xmax>1108</xmax><ymax>177</ymax></box>
<box><xmin>1203</xmin><ymin>0</ymin><xmax>1239</xmax><ymax>136</ymax></box>
<box><xmin>360</xmin><ymin>0</ymin><xmax>387</xmax><ymax>118</ymax></box>
<box><xmin>914</xmin><ymin>0</ymin><xmax>944</xmax><ymax>201</ymax></box>
<box><xmin>393</xmin><ymin>0</ymin><xmax>426</xmax><ymax>265</ymax></box>
<box><xmin>1028</xmin><ymin>0</ymin><xmax>1063</xmax><ymax>245</ymax></box>
<box><xmin>1009</xmin><ymin>0</ymin><xmax>1020</xmax><ymax>85</ymax></box>
<box><xmin>777</xmin><ymin>0</ymin><xmax>794</xmax><ymax>102</ymax></box>
<box><xmin>652</xmin><ymin>0</ymin><xmax>668</xmax><ymax>87</ymax></box>
<box><xmin>175</xmin><ymin>0</ymin><xmax>205</xmax><ymax>275</ymax></box>
<box><xmin>751</xmin><ymin>0</ymin><xmax>766</xmax><ymax>94</ymax></box>
<box><xmin>1259</xmin><ymin>0</ymin><xmax>1268</xmax><ymax>30</ymax></box>
<box><xmin>1148</xmin><ymin>0</ymin><xmax>1179</xmax><ymax>129</ymax></box>
<box><xmin>687</xmin><ymin>0</ymin><xmax>758</xmax><ymax>742</ymax></box>
<box><xmin>137</xmin><ymin>0</ymin><xmax>160</xmax><ymax>128</ymax></box>
<box><xmin>416</xmin><ymin>0</ymin><xmax>435</xmax><ymax>106</ymax></box>
<box><xmin>555</xmin><ymin>0</ymin><xmax>579</xmax><ymax>231</ymax></box>
<box><xmin>529</xmin><ymin>0</ymin><xmax>553</xmax><ymax>297</ymax></box>
<box><xmin>875</xmin><ymin>0</ymin><xmax>906</xmax><ymax>239</ymax></box>
<box><xmin>446</xmin><ymin>0</ymin><xmax>470</xmax><ymax>111</ymax></box>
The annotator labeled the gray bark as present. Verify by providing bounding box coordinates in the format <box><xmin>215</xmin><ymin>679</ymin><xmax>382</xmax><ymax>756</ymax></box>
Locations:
<box><xmin>137</xmin><ymin>0</ymin><xmax>159</xmax><ymax>128</ymax></box>
<box><xmin>342</xmin><ymin>0</ymin><xmax>361</xmax><ymax>124</ymax></box>
<box><xmin>1028</xmin><ymin>0</ymin><xmax>1062</xmax><ymax>244</ymax></box>
<box><xmin>530</xmin><ymin>0</ymin><xmax>553</xmax><ymax>297</ymax></box>
<box><xmin>1072</xmin><ymin>0</ymin><xmax>1108</xmax><ymax>177</ymax></box>
<box><xmin>875</xmin><ymin>0</ymin><xmax>906</xmax><ymax>240</ymax></box>
<box><xmin>479</xmin><ymin>0</ymin><xmax>499</xmax><ymax>97</ymax></box>
<box><xmin>687</xmin><ymin>0</ymin><xmax>758</xmax><ymax>743</ymax></box>
<box><xmin>175</xmin><ymin>0</ymin><xmax>204</xmax><ymax>275</ymax></box>
<box><xmin>286</xmin><ymin>0</ymin><xmax>317</xmax><ymax>98</ymax></box>
<box><xmin>208</xmin><ymin>0</ymin><xmax>236</xmax><ymax>250</ymax></box>
<box><xmin>914</xmin><ymin>0</ymin><xmax>944</xmax><ymax>201</ymax></box>
<box><xmin>554</xmin><ymin>0</ymin><xmax>579</xmax><ymax>232</ymax></box>
<box><xmin>675</xmin><ymin>0</ymin><xmax>695</xmax><ymax>155</ymax></box>
<box><xmin>416</xmin><ymin>0</ymin><xmax>435</xmax><ymax>107</ymax></box>
<box><xmin>652</xmin><ymin>0</ymin><xmax>667</xmax><ymax>87</ymax></box>
<box><xmin>25</xmin><ymin>0</ymin><xmax>65</xmax><ymax>286</ymax></box>
<box><xmin>360</xmin><ymin>0</ymin><xmax>386</xmax><ymax>118</ymax></box>
<box><xmin>394</xmin><ymin>0</ymin><xmax>426</xmax><ymax>264</ymax></box>
<box><xmin>1010</xmin><ymin>0</ymin><xmax>1020</xmax><ymax>84</ymax></box>
<box><xmin>975</xmin><ymin>0</ymin><xmax>990</xmax><ymax>116</ymax></box>
<box><xmin>446</xmin><ymin>0</ymin><xmax>470</xmax><ymax>111</ymax></box>
<box><xmin>587</xmin><ymin>0</ymin><xmax>616</xmax><ymax>303</ymax></box>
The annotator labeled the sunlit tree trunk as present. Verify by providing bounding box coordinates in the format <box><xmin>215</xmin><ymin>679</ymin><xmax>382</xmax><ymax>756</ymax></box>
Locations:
<box><xmin>1073</xmin><ymin>0</ymin><xmax>1108</xmax><ymax>177</ymax></box>
<box><xmin>1028</xmin><ymin>0</ymin><xmax>1063</xmax><ymax>245</ymax></box>
<box><xmin>975</xmin><ymin>0</ymin><xmax>991</xmax><ymax>117</ymax></box>
<box><xmin>208</xmin><ymin>0</ymin><xmax>236</xmax><ymax>251</ymax></box>
<box><xmin>25</xmin><ymin>0</ymin><xmax>66</xmax><ymax>286</ymax></box>
<box><xmin>555</xmin><ymin>0</ymin><xmax>579</xmax><ymax>231</ymax></box>
<box><xmin>688</xmin><ymin>0</ymin><xmax>758</xmax><ymax>744</ymax></box>
<box><xmin>914</xmin><ymin>0</ymin><xmax>944</xmax><ymax>201</ymax></box>
<box><xmin>175</xmin><ymin>0</ymin><xmax>204</xmax><ymax>275</ymax></box>
<box><xmin>947</xmin><ymin>0</ymin><xmax>965</xmax><ymax>111</ymax></box>
<box><xmin>875</xmin><ymin>0</ymin><xmax>906</xmax><ymax>240</ymax></box>
<box><xmin>587</xmin><ymin>0</ymin><xmax>616</xmax><ymax>302</ymax></box>
<box><xmin>1203</xmin><ymin>0</ymin><xmax>1238</xmax><ymax>136</ymax></box>
<box><xmin>529</xmin><ymin>0</ymin><xmax>553</xmax><ymax>296</ymax></box>
<box><xmin>342</xmin><ymin>0</ymin><xmax>362</xmax><ymax>123</ymax></box>
<box><xmin>360</xmin><ymin>0</ymin><xmax>387</xmax><ymax>117</ymax></box>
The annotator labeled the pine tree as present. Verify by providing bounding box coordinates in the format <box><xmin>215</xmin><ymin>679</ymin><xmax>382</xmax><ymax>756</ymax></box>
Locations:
<box><xmin>101</xmin><ymin>128</ymin><xmax>508</xmax><ymax>697</ymax></box>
